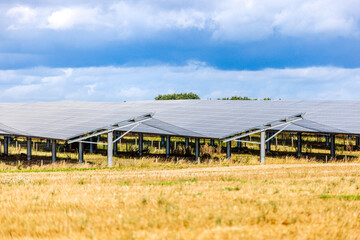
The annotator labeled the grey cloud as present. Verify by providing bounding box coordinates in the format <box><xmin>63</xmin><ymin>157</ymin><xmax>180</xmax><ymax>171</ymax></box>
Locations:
<box><xmin>1</xmin><ymin>0</ymin><xmax>359</xmax><ymax>42</ymax></box>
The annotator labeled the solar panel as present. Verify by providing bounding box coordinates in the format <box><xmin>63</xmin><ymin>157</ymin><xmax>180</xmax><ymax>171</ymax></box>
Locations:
<box><xmin>0</xmin><ymin>100</ymin><xmax>359</xmax><ymax>140</ymax></box>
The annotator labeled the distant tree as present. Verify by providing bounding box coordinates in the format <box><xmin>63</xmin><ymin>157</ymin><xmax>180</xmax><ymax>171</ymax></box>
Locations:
<box><xmin>216</xmin><ymin>96</ymin><xmax>271</xmax><ymax>100</ymax></box>
<box><xmin>155</xmin><ymin>92</ymin><xmax>200</xmax><ymax>100</ymax></box>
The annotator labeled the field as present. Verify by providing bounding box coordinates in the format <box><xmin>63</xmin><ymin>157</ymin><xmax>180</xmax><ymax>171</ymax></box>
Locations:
<box><xmin>0</xmin><ymin>163</ymin><xmax>360</xmax><ymax>239</ymax></box>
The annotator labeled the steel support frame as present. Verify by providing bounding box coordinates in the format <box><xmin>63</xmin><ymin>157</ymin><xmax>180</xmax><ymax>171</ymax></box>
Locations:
<box><xmin>108</xmin><ymin>132</ymin><xmax>113</xmax><ymax>167</ymax></box>
<box><xmin>166</xmin><ymin>135</ymin><xmax>170</xmax><ymax>158</ymax></box>
<box><xmin>297</xmin><ymin>132</ymin><xmax>302</xmax><ymax>157</ymax></box>
<box><xmin>326</xmin><ymin>136</ymin><xmax>330</xmax><ymax>147</ymax></box>
<box><xmin>139</xmin><ymin>133</ymin><xmax>143</xmax><ymax>156</ymax></box>
<box><xmin>222</xmin><ymin>113</ymin><xmax>303</xmax><ymax>143</ymax></box>
<box><xmin>27</xmin><ymin>137</ymin><xmax>32</xmax><ymax>161</ymax></box>
<box><xmin>330</xmin><ymin>134</ymin><xmax>336</xmax><ymax>160</ymax></box>
<box><xmin>79</xmin><ymin>142</ymin><xmax>84</xmax><ymax>164</ymax></box>
<box><xmin>266</xmin><ymin>131</ymin><xmax>271</xmax><ymax>153</ymax></box>
<box><xmin>235</xmin><ymin>139</ymin><xmax>260</xmax><ymax>145</ymax></box>
<box><xmin>89</xmin><ymin>137</ymin><xmax>94</xmax><ymax>153</ymax></box>
<box><xmin>46</xmin><ymin>139</ymin><xmax>51</xmax><ymax>150</ymax></box>
<box><xmin>226</xmin><ymin>141</ymin><xmax>231</xmax><ymax>159</ymax></box>
<box><xmin>52</xmin><ymin>140</ymin><xmax>56</xmax><ymax>163</ymax></box>
<box><xmin>113</xmin><ymin>132</ymin><xmax>118</xmax><ymax>154</ymax></box>
<box><xmin>224</xmin><ymin>121</ymin><xmax>295</xmax><ymax>163</ymax></box>
<box><xmin>67</xmin><ymin>113</ymin><xmax>152</xmax><ymax>144</ymax></box>
<box><xmin>69</xmin><ymin>119</ymin><xmax>145</xmax><ymax>167</ymax></box>
<box><xmin>4</xmin><ymin>136</ymin><xmax>8</xmax><ymax>155</ymax></box>
<box><xmin>260</xmin><ymin>130</ymin><xmax>265</xmax><ymax>164</ymax></box>
<box><xmin>161</xmin><ymin>136</ymin><xmax>165</xmax><ymax>147</ymax></box>
<box><xmin>237</xmin><ymin>140</ymin><xmax>242</xmax><ymax>153</ymax></box>
<box><xmin>195</xmin><ymin>137</ymin><xmax>200</xmax><ymax>160</ymax></box>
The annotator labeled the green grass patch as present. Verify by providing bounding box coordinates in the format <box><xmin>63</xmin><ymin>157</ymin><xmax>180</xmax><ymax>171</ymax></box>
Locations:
<box><xmin>320</xmin><ymin>194</ymin><xmax>360</xmax><ymax>200</ymax></box>
<box><xmin>142</xmin><ymin>178</ymin><xmax>197</xmax><ymax>186</ymax></box>
<box><xmin>223</xmin><ymin>187</ymin><xmax>241</xmax><ymax>191</ymax></box>
<box><xmin>117</xmin><ymin>181</ymin><xmax>131</xmax><ymax>186</ymax></box>
<box><xmin>0</xmin><ymin>164</ymin><xmax>193</xmax><ymax>174</ymax></box>
<box><xmin>319</xmin><ymin>195</ymin><xmax>333</xmax><ymax>199</ymax></box>
<box><xmin>221</xmin><ymin>178</ymin><xmax>247</xmax><ymax>183</ymax></box>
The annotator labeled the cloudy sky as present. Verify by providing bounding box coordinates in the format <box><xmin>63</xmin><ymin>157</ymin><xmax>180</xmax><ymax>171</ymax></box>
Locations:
<box><xmin>1</xmin><ymin>0</ymin><xmax>360</xmax><ymax>102</ymax></box>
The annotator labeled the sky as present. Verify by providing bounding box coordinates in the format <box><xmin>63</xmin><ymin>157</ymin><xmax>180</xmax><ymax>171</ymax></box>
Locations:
<box><xmin>0</xmin><ymin>0</ymin><xmax>360</xmax><ymax>102</ymax></box>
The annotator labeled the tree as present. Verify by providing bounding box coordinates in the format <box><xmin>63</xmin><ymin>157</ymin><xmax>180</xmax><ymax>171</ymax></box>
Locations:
<box><xmin>155</xmin><ymin>92</ymin><xmax>200</xmax><ymax>100</ymax></box>
<box><xmin>216</xmin><ymin>96</ymin><xmax>271</xmax><ymax>100</ymax></box>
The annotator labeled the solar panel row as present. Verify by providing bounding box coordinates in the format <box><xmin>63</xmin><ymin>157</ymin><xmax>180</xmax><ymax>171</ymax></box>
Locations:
<box><xmin>0</xmin><ymin>100</ymin><xmax>359</xmax><ymax>141</ymax></box>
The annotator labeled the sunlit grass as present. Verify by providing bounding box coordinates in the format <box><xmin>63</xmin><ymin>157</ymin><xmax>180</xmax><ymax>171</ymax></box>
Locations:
<box><xmin>0</xmin><ymin>164</ymin><xmax>360</xmax><ymax>239</ymax></box>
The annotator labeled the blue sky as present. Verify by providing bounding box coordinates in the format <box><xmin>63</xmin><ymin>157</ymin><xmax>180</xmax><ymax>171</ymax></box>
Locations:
<box><xmin>0</xmin><ymin>0</ymin><xmax>360</xmax><ymax>102</ymax></box>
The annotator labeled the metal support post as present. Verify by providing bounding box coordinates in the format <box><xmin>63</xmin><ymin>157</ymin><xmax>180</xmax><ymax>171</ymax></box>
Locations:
<box><xmin>166</xmin><ymin>135</ymin><xmax>170</xmax><ymax>158</ymax></box>
<box><xmin>330</xmin><ymin>134</ymin><xmax>335</xmax><ymax>160</ymax></box>
<box><xmin>27</xmin><ymin>137</ymin><xmax>32</xmax><ymax>161</ymax></box>
<box><xmin>113</xmin><ymin>132</ymin><xmax>118</xmax><ymax>154</ymax></box>
<box><xmin>210</xmin><ymin>139</ymin><xmax>215</xmax><ymax>146</ymax></box>
<box><xmin>161</xmin><ymin>136</ymin><xmax>165</xmax><ymax>147</ymax></box>
<box><xmin>97</xmin><ymin>135</ymin><xmax>101</xmax><ymax>150</ymax></box>
<box><xmin>108</xmin><ymin>131</ymin><xmax>113</xmax><ymax>167</ymax></box>
<box><xmin>89</xmin><ymin>137</ymin><xmax>94</xmax><ymax>153</ymax></box>
<box><xmin>139</xmin><ymin>133</ymin><xmax>143</xmax><ymax>156</ymax></box>
<box><xmin>326</xmin><ymin>136</ymin><xmax>329</xmax><ymax>147</ymax></box>
<box><xmin>260</xmin><ymin>130</ymin><xmax>265</xmax><ymax>164</ymax></box>
<box><xmin>46</xmin><ymin>139</ymin><xmax>50</xmax><ymax>150</ymax></box>
<box><xmin>185</xmin><ymin>137</ymin><xmax>189</xmax><ymax>148</ymax></box>
<box><xmin>4</xmin><ymin>137</ymin><xmax>8</xmax><ymax>155</ymax></box>
<box><xmin>237</xmin><ymin>140</ymin><xmax>242</xmax><ymax>153</ymax></box>
<box><xmin>51</xmin><ymin>140</ymin><xmax>56</xmax><ymax>164</ymax></box>
<box><xmin>356</xmin><ymin>136</ymin><xmax>359</xmax><ymax>148</ymax></box>
<box><xmin>297</xmin><ymin>132</ymin><xmax>302</xmax><ymax>157</ymax></box>
<box><xmin>195</xmin><ymin>137</ymin><xmax>199</xmax><ymax>160</ymax></box>
<box><xmin>266</xmin><ymin>131</ymin><xmax>271</xmax><ymax>152</ymax></box>
<box><xmin>79</xmin><ymin>142</ymin><xmax>84</xmax><ymax>164</ymax></box>
<box><xmin>226</xmin><ymin>141</ymin><xmax>231</xmax><ymax>159</ymax></box>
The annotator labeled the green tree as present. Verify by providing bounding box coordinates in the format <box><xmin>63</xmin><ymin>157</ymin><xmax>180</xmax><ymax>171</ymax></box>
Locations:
<box><xmin>216</xmin><ymin>96</ymin><xmax>271</xmax><ymax>100</ymax></box>
<box><xmin>155</xmin><ymin>92</ymin><xmax>200</xmax><ymax>100</ymax></box>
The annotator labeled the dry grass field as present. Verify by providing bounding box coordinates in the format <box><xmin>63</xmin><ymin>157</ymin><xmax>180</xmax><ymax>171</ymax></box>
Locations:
<box><xmin>0</xmin><ymin>163</ymin><xmax>360</xmax><ymax>239</ymax></box>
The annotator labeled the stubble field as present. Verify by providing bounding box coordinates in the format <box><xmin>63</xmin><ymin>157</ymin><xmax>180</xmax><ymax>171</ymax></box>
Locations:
<box><xmin>0</xmin><ymin>163</ymin><xmax>360</xmax><ymax>239</ymax></box>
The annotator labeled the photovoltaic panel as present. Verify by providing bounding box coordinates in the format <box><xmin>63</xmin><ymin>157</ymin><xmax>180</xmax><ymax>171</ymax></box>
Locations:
<box><xmin>0</xmin><ymin>100</ymin><xmax>359</xmax><ymax>140</ymax></box>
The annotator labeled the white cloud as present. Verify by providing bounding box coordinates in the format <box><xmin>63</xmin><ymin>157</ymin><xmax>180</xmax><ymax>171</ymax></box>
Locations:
<box><xmin>45</xmin><ymin>8</ymin><xmax>99</xmax><ymax>30</ymax></box>
<box><xmin>272</xmin><ymin>0</ymin><xmax>359</xmax><ymax>37</ymax></box>
<box><xmin>5</xmin><ymin>6</ymin><xmax>37</xmax><ymax>30</ymax></box>
<box><xmin>3</xmin><ymin>0</ymin><xmax>360</xmax><ymax>40</ymax></box>
<box><xmin>0</xmin><ymin>64</ymin><xmax>359</xmax><ymax>102</ymax></box>
<box><xmin>6</xmin><ymin>6</ymin><xmax>37</xmax><ymax>23</ymax></box>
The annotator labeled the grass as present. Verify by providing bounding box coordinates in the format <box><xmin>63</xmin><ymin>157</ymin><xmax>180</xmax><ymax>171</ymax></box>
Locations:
<box><xmin>142</xmin><ymin>178</ymin><xmax>198</xmax><ymax>186</ymax></box>
<box><xmin>1</xmin><ymin>135</ymin><xmax>360</xmax><ymax>239</ymax></box>
<box><xmin>320</xmin><ymin>194</ymin><xmax>360</xmax><ymax>200</ymax></box>
<box><xmin>0</xmin><ymin>163</ymin><xmax>360</xmax><ymax>239</ymax></box>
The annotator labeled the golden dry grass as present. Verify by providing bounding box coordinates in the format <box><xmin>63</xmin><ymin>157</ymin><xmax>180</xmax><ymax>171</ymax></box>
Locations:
<box><xmin>0</xmin><ymin>163</ymin><xmax>360</xmax><ymax>239</ymax></box>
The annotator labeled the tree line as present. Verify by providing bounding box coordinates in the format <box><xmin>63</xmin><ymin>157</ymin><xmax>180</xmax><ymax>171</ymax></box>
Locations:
<box><xmin>155</xmin><ymin>93</ymin><xmax>271</xmax><ymax>100</ymax></box>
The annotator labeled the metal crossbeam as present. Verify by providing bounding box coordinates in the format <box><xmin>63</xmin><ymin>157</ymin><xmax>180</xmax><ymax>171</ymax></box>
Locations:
<box><xmin>265</xmin><ymin>124</ymin><xmax>289</xmax><ymax>143</ymax></box>
<box><xmin>78</xmin><ymin>140</ymin><xmax>108</xmax><ymax>145</ymax></box>
<box><xmin>113</xmin><ymin>123</ymin><xmax>140</xmax><ymax>143</ymax></box>
<box><xmin>234</xmin><ymin>140</ymin><xmax>260</xmax><ymax>145</ymax></box>
<box><xmin>68</xmin><ymin>113</ymin><xmax>152</xmax><ymax>144</ymax></box>
<box><xmin>222</xmin><ymin>113</ymin><xmax>303</xmax><ymax>143</ymax></box>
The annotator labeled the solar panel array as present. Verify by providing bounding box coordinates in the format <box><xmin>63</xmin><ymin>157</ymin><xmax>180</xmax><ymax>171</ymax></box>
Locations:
<box><xmin>0</xmin><ymin>100</ymin><xmax>359</xmax><ymax>140</ymax></box>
